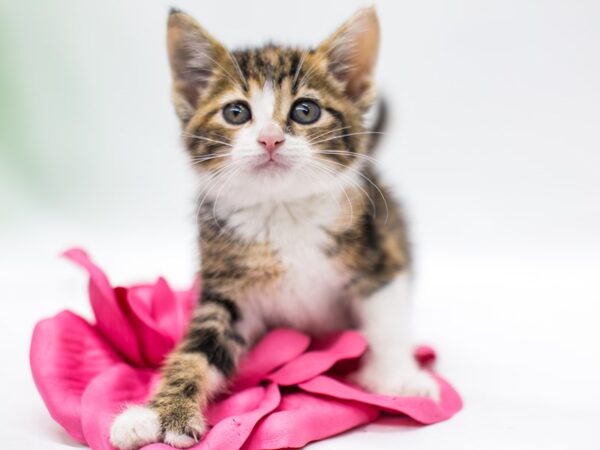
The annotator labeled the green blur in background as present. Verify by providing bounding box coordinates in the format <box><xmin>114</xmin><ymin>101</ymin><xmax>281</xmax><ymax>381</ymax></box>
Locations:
<box><xmin>0</xmin><ymin>1</ymin><xmax>193</xmax><ymax>228</ymax></box>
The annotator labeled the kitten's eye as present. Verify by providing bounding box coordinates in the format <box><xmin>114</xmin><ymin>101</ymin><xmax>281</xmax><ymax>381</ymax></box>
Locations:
<box><xmin>290</xmin><ymin>100</ymin><xmax>321</xmax><ymax>125</ymax></box>
<box><xmin>223</xmin><ymin>102</ymin><xmax>251</xmax><ymax>125</ymax></box>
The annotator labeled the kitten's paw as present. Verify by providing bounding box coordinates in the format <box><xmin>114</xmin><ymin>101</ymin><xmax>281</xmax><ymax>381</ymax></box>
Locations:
<box><xmin>110</xmin><ymin>406</ymin><xmax>161</xmax><ymax>450</ymax></box>
<box><xmin>162</xmin><ymin>411</ymin><xmax>207</xmax><ymax>449</ymax></box>
<box><xmin>163</xmin><ymin>431</ymin><xmax>200</xmax><ymax>449</ymax></box>
<box><xmin>352</xmin><ymin>364</ymin><xmax>441</xmax><ymax>402</ymax></box>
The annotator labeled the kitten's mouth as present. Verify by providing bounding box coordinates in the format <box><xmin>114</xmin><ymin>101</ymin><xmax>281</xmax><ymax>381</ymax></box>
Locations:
<box><xmin>252</xmin><ymin>155</ymin><xmax>292</xmax><ymax>173</ymax></box>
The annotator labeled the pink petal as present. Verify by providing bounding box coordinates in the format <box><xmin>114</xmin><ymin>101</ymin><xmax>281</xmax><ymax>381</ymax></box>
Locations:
<box><xmin>176</xmin><ymin>277</ymin><xmax>200</xmax><ymax>327</ymax></box>
<box><xmin>242</xmin><ymin>392</ymin><xmax>379</xmax><ymax>450</ymax></box>
<box><xmin>415</xmin><ymin>345</ymin><xmax>437</xmax><ymax>367</ymax></box>
<box><xmin>80</xmin><ymin>367</ymin><xmax>279</xmax><ymax>450</ymax></box>
<box><xmin>131</xmin><ymin>279</ymin><xmax>198</xmax><ymax>364</ymax></box>
<box><xmin>206</xmin><ymin>386</ymin><xmax>267</xmax><ymax>426</ymax></box>
<box><xmin>198</xmin><ymin>383</ymin><xmax>281</xmax><ymax>450</ymax></box>
<box><xmin>298</xmin><ymin>373</ymin><xmax>463</xmax><ymax>424</ymax></box>
<box><xmin>120</xmin><ymin>285</ymin><xmax>175</xmax><ymax>367</ymax></box>
<box><xmin>142</xmin><ymin>384</ymin><xmax>280</xmax><ymax>450</ymax></box>
<box><xmin>266</xmin><ymin>331</ymin><xmax>367</xmax><ymax>385</ymax></box>
<box><xmin>128</xmin><ymin>284</ymin><xmax>155</xmax><ymax>307</ymax></box>
<box><xmin>168</xmin><ymin>278</ymin><xmax>199</xmax><ymax>340</ymax></box>
<box><xmin>30</xmin><ymin>310</ymin><xmax>121</xmax><ymax>443</ymax></box>
<box><xmin>63</xmin><ymin>248</ymin><xmax>144</xmax><ymax>365</ymax></box>
<box><xmin>80</xmin><ymin>363</ymin><xmax>155</xmax><ymax>450</ymax></box>
<box><xmin>233</xmin><ymin>329</ymin><xmax>310</xmax><ymax>390</ymax></box>
<box><xmin>149</xmin><ymin>277</ymin><xmax>190</xmax><ymax>344</ymax></box>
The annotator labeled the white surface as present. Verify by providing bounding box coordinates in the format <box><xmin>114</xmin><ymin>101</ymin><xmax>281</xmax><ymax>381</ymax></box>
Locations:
<box><xmin>2</xmin><ymin>227</ymin><xmax>599</xmax><ymax>449</ymax></box>
<box><xmin>1</xmin><ymin>0</ymin><xmax>600</xmax><ymax>449</ymax></box>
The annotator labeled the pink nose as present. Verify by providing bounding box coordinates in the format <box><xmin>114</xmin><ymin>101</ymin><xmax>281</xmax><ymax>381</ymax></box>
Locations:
<box><xmin>257</xmin><ymin>123</ymin><xmax>285</xmax><ymax>154</ymax></box>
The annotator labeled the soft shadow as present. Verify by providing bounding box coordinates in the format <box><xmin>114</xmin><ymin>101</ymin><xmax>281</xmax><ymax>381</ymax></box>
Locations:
<box><xmin>34</xmin><ymin>412</ymin><xmax>86</xmax><ymax>448</ymax></box>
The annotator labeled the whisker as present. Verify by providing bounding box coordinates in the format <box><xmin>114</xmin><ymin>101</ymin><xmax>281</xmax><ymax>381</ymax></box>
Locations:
<box><xmin>312</xmin><ymin>150</ymin><xmax>380</xmax><ymax>164</ymax></box>
<box><xmin>190</xmin><ymin>154</ymin><xmax>233</xmax><ymax>166</ymax></box>
<box><xmin>212</xmin><ymin>166</ymin><xmax>243</xmax><ymax>233</ymax></box>
<box><xmin>306</xmin><ymin>126</ymin><xmax>352</xmax><ymax>144</ymax></box>
<box><xmin>194</xmin><ymin>150</ymin><xmax>267</xmax><ymax>217</ymax></box>
<box><xmin>190</xmin><ymin>153</ymin><xmax>230</xmax><ymax>162</ymax></box>
<box><xmin>280</xmin><ymin>147</ymin><xmax>380</xmax><ymax>166</ymax></box>
<box><xmin>302</xmin><ymin>165</ymin><xmax>343</xmax><ymax>214</ymax></box>
<box><xmin>195</xmin><ymin>163</ymin><xmax>238</xmax><ymax>219</ymax></box>
<box><xmin>298</xmin><ymin>51</ymin><xmax>327</xmax><ymax>88</ymax></box>
<box><xmin>183</xmin><ymin>132</ymin><xmax>233</xmax><ymax>148</ymax></box>
<box><xmin>204</xmin><ymin>130</ymin><xmax>233</xmax><ymax>142</ymax></box>
<box><xmin>189</xmin><ymin>150</ymin><xmax>232</xmax><ymax>162</ymax></box>
<box><xmin>311</xmin><ymin>159</ymin><xmax>376</xmax><ymax>220</ymax></box>
<box><xmin>195</xmin><ymin>167</ymin><xmax>229</xmax><ymax>215</ymax></box>
<box><xmin>189</xmin><ymin>150</ymin><xmax>231</xmax><ymax>158</ymax></box>
<box><xmin>319</xmin><ymin>161</ymin><xmax>377</xmax><ymax>217</ymax></box>
<box><xmin>309</xmin><ymin>131</ymin><xmax>388</xmax><ymax>146</ymax></box>
<box><xmin>201</xmin><ymin>52</ymin><xmax>245</xmax><ymax>92</ymax></box>
<box><xmin>292</xmin><ymin>50</ymin><xmax>309</xmax><ymax>91</ymax></box>
<box><xmin>225</xmin><ymin>50</ymin><xmax>248</xmax><ymax>91</ymax></box>
<box><xmin>319</xmin><ymin>158</ymin><xmax>389</xmax><ymax>224</ymax></box>
<box><xmin>307</xmin><ymin>161</ymin><xmax>355</xmax><ymax>229</ymax></box>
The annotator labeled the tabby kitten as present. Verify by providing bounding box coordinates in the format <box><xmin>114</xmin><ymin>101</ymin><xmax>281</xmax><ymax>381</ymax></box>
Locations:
<box><xmin>110</xmin><ymin>7</ymin><xmax>439</xmax><ymax>449</ymax></box>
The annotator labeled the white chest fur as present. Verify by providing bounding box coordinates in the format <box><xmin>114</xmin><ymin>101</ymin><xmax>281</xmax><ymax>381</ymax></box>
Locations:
<box><xmin>217</xmin><ymin>193</ymin><xmax>354</xmax><ymax>336</ymax></box>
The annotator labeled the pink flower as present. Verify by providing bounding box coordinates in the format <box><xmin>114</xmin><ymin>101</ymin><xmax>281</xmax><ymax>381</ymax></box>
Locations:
<box><xmin>30</xmin><ymin>248</ymin><xmax>462</xmax><ymax>450</ymax></box>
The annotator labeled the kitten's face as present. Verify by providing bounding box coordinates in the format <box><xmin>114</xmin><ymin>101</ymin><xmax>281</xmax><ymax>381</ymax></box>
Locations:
<box><xmin>167</xmin><ymin>8</ymin><xmax>380</xmax><ymax>204</ymax></box>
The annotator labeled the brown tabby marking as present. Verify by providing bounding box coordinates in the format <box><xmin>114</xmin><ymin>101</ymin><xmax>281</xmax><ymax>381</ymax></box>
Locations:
<box><xmin>158</xmin><ymin>7</ymin><xmax>388</xmax><ymax>443</ymax></box>
<box><xmin>327</xmin><ymin>169</ymin><xmax>411</xmax><ymax>298</ymax></box>
<box><xmin>148</xmin><ymin>353</ymin><xmax>210</xmax><ymax>436</ymax></box>
<box><xmin>111</xmin><ymin>8</ymin><xmax>408</xmax><ymax>449</ymax></box>
<box><xmin>198</xmin><ymin>204</ymin><xmax>285</xmax><ymax>296</ymax></box>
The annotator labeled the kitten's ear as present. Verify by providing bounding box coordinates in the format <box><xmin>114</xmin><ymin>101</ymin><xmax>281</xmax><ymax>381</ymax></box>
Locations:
<box><xmin>317</xmin><ymin>7</ymin><xmax>380</xmax><ymax>101</ymax></box>
<box><xmin>167</xmin><ymin>9</ymin><xmax>226</xmax><ymax>121</ymax></box>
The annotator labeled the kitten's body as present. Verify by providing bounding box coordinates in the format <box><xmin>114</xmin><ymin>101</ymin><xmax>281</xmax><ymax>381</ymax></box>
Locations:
<box><xmin>214</xmin><ymin>194</ymin><xmax>354</xmax><ymax>337</ymax></box>
<box><xmin>110</xmin><ymin>8</ymin><xmax>438</xmax><ymax>450</ymax></box>
<box><xmin>200</xmin><ymin>166</ymin><xmax>406</xmax><ymax>337</ymax></box>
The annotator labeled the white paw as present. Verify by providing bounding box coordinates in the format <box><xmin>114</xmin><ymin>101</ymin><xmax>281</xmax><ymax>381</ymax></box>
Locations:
<box><xmin>110</xmin><ymin>406</ymin><xmax>161</xmax><ymax>450</ymax></box>
<box><xmin>164</xmin><ymin>431</ymin><xmax>199</xmax><ymax>449</ymax></box>
<box><xmin>352</xmin><ymin>364</ymin><xmax>441</xmax><ymax>401</ymax></box>
<box><xmin>163</xmin><ymin>412</ymin><xmax>206</xmax><ymax>448</ymax></box>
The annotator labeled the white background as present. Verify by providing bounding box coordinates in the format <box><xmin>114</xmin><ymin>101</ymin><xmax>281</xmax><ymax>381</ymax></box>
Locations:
<box><xmin>1</xmin><ymin>0</ymin><xmax>599</xmax><ymax>449</ymax></box>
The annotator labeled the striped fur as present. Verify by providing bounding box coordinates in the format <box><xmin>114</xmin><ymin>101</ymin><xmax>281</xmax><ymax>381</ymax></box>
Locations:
<box><xmin>110</xmin><ymin>8</ymin><xmax>439</xmax><ymax>450</ymax></box>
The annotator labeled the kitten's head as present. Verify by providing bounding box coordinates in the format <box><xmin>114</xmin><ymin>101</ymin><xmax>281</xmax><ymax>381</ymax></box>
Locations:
<box><xmin>167</xmin><ymin>7</ymin><xmax>380</xmax><ymax>205</ymax></box>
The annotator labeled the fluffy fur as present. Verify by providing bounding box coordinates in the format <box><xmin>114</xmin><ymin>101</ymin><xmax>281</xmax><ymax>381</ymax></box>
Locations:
<box><xmin>110</xmin><ymin>7</ymin><xmax>439</xmax><ymax>449</ymax></box>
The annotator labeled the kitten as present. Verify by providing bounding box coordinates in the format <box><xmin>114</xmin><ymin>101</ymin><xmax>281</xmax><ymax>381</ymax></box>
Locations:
<box><xmin>110</xmin><ymin>7</ymin><xmax>439</xmax><ymax>450</ymax></box>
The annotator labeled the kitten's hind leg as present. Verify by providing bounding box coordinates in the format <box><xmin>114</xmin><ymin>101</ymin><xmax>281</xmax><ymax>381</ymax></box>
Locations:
<box><xmin>351</xmin><ymin>273</ymin><xmax>440</xmax><ymax>400</ymax></box>
<box><xmin>110</xmin><ymin>291</ymin><xmax>251</xmax><ymax>450</ymax></box>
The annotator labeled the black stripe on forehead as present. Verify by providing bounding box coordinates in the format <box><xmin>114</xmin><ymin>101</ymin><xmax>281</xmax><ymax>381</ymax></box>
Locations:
<box><xmin>253</xmin><ymin>49</ymin><xmax>269</xmax><ymax>78</ymax></box>
<box><xmin>232</xmin><ymin>47</ymin><xmax>311</xmax><ymax>89</ymax></box>
<box><xmin>290</xmin><ymin>50</ymin><xmax>316</xmax><ymax>94</ymax></box>
<box><xmin>289</xmin><ymin>52</ymin><xmax>301</xmax><ymax>93</ymax></box>
<box><xmin>235</xmin><ymin>51</ymin><xmax>249</xmax><ymax>76</ymax></box>
<box><xmin>288</xmin><ymin>52</ymin><xmax>299</xmax><ymax>73</ymax></box>
<box><xmin>276</xmin><ymin>52</ymin><xmax>288</xmax><ymax>85</ymax></box>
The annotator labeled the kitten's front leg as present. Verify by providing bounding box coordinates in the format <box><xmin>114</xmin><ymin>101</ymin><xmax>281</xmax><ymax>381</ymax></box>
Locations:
<box><xmin>352</xmin><ymin>273</ymin><xmax>440</xmax><ymax>400</ymax></box>
<box><xmin>110</xmin><ymin>291</ymin><xmax>249</xmax><ymax>450</ymax></box>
